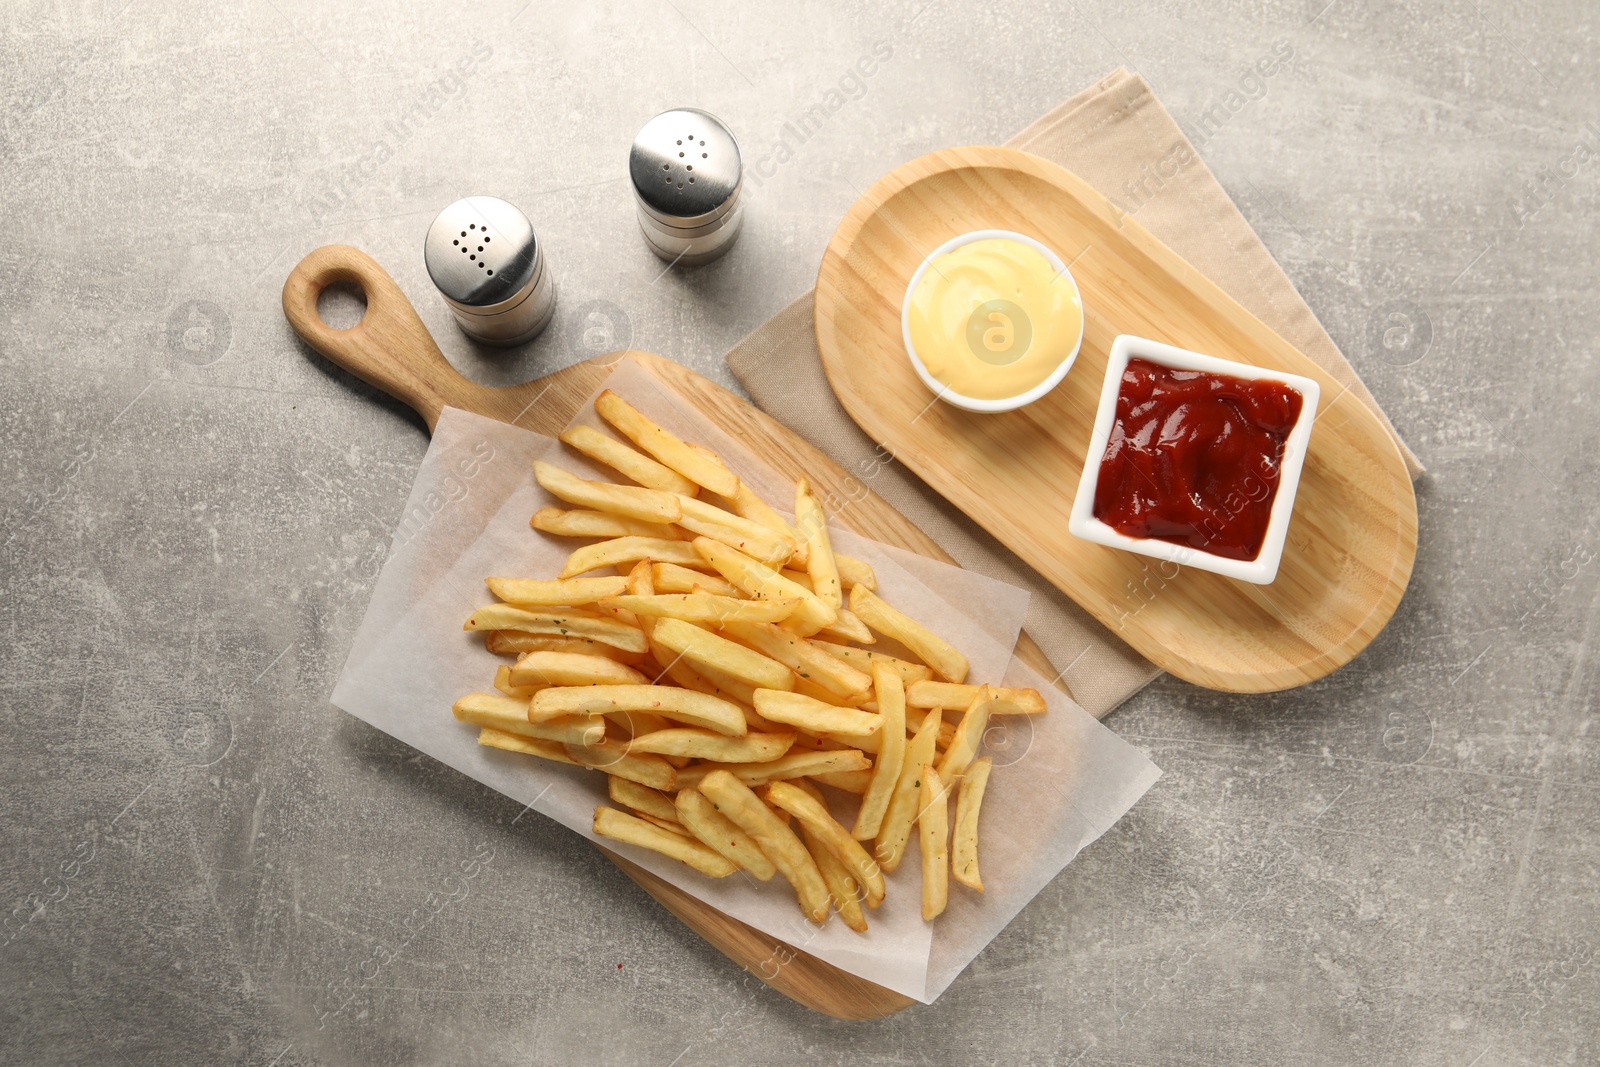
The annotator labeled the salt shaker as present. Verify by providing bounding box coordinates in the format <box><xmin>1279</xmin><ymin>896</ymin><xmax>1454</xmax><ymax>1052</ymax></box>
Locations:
<box><xmin>423</xmin><ymin>196</ymin><xmax>555</xmax><ymax>346</ymax></box>
<box><xmin>629</xmin><ymin>108</ymin><xmax>744</xmax><ymax>266</ymax></box>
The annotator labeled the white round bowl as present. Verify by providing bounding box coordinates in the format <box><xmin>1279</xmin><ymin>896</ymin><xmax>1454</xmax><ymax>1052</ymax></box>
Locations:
<box><xmin>899</xmin><ymin>229</ymin><xmax>1084</xmax><ymax>413</ymax></box>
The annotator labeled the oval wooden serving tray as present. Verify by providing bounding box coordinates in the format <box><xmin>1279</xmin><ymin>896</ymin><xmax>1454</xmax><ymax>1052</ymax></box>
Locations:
<box><xmin>285</xmin><ymin>244</ymin><xmax>1061</xmax><ymax>1019</ymax></box>
<box><xmin>814</xmin><ymin>147</ymin><xmax>1418</xmax><ymax>693</ymax></box>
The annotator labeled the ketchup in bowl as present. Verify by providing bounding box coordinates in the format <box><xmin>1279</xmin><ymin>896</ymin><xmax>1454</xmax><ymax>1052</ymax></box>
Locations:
<box><xmin>1092</xmin><ymin>358</ymin><xmax>1305</xmax><ymax>562</ymax></box>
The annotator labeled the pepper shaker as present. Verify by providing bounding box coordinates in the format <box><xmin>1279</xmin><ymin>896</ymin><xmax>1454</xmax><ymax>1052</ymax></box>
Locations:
<box><xmin>629</xmin><ymin>108</ymin><xmax>744</xmax><ymax>266</ymax></box>
<box><xmin>423</xmin><ymin>196</ymin><xmax>555</xmax><ymax>346</ymax></box>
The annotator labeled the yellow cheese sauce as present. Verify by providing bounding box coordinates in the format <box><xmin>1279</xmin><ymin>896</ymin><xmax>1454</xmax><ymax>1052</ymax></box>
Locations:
<box><xmin>906</xmin><ymin>237</ymin><xmax>1083</xmax><ymax>401</ymax></box>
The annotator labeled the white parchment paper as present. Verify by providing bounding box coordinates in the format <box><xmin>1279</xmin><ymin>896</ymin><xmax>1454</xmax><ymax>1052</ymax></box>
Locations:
<box><xmin>331</xmin><ymin>357</ymin><xmax>1161</xmax><ymax>1003</ymax></box>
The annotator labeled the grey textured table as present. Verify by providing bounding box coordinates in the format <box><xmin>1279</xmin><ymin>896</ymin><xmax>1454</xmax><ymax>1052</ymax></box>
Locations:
<box><xmin>3</xmin><ymin>2</ymin><xmax>1596</xmax><ymax>1064</ymax></box>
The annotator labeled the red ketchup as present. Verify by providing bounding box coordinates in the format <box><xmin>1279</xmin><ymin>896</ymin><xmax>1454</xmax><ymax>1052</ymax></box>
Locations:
<box><xmin>1093</xmin><ymin>358</ymin><xmax>1304</xmax><ymax>562</ymax></box>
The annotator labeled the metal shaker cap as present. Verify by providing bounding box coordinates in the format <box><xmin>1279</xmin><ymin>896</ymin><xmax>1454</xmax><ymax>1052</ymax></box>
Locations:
<box><xmin>630</xmin><ymin>109</ymin><xmax>742</xmax><ymax>227</ymax></box>
<box><xmin>424</xmin><ymin>196</ymin><xmax>540</xmax><ymax>311</ymax></box>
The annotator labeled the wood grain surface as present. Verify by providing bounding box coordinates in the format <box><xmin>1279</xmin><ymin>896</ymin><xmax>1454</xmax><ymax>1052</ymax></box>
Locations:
<box><xmin>284</xmin><ymin>243</ymin><xmax>1066</xmax><ymax>1019</ymax></box>
<box><xmin>814</xmin><ymin>147</ymin><xmax>1418</xmax><ymax>693</ymax></box>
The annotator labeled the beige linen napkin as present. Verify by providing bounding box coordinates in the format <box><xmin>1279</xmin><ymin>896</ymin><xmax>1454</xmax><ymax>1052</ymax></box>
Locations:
<box><xmin>726</xmin><ymin>68</ymin><xmax>1422</xmax><ymax>718</ymax></box>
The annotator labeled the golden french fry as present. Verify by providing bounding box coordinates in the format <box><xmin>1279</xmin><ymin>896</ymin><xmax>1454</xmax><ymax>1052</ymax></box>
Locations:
<box><xmin>640</xmin><ymin>813</ymin><xmax>693</xmax><ymax>836</ymax></box>
<box><xmin>674</xmin><ymin>748</ymin><xmax>870</xmax><ymax>789</ymax></box>
<box><xmin>674</xmin><ymin>788</ymin><xmax>777</xmax><ymax>880</ymax></box>
<box><xmin>793</xmin><ymin>478</ymin><xmax>842</xmax><ymax>609</ymax></box>
<box><xmin>530</xmin><ymin>507</ymin><xmax>681</xmax><ymax>541</ymax></box>
<box><xmin>692</xmin><ymin>537</ymin><xmax>837</xmax><ymax>636</ymax></box>
<box><xmin>451</xmin><ymin>693</ymin><xmax>604</xmax><ymax>746</ymax></box>
<box><xmin>509</xmin><ymin>651</ymin><xmax>648</xmax><ymax>688</ymax></box>
<box><xmin>800</xmin><ymin>823</ymin><xmax>867</xmax><ymax>932</ymax></box>
<box><xmin>698</xmin><ymin>770</ymin><xmax>829</xmax><ymax>922</ymax></box>
<box><xmin>485</xmin><ymin>575</ymin><xmax>629</xmax><ymax>606</ymax></box>
<box><xmin>905</xmin><ymin>706</ymin><xmax>957</xmax><ymax>751</ymax></box>
<box><xmin>622</xmin><ymin>728</ymin><xmax>794</xmax><ymax>763</ymax></box>
<box><xmin>560</xmin><ymin>423</ymin><xmax>701</xmax><ymax>495</ymax></box>
<box><xmin>463</xmin><ymin>604</ymin><xmax>647</xmax><ymax>654</ymax></box>
<box><xmin>815</xmin><ymin>608</ymin><xmax>875</xmax><ymax>645</ymax></box>
<box><xmin>483</xmin><ymin>631</ymin><xmax>646</xmax><ymax>664</ymax></box>
<box><xmin>848</xmin><ymin>586</ymin><xmax>968</xmax><ymax>683</ymax></box>
<box><xmin>493</xmin><ymin>664</ymin><xmax>543</xmax><ymax>700</ymax></box>
<box><xmin>563</xmin><ymin>740</ymin><xmax>677</xmax><ymax>790</ymax></box>
<box><xmin>721</xmin><ymin>622</ymin><xmax>871</xmax><ymax>701</ymax></box>
<box><xmin>875</xmin><ymin>709</ymin><xmax>942</xmax><ymax>873</ymax></box>
<box><xmin>559</xmin><ymin>536</ymin><xmax>703</xmax><ymax>578</ymax></box>
<box><xmin>728</xmin><ymin>483</ymin><xmax>808</xmax><ymax>567</ymax></box>
<box><xmin>534</xmin><ymin>461</ymin><xmax>683</xmax><ymax>524</ymax></box>
<box><xmin>607</xmin><ymin>776</ymin><xmax>680</xmax><ymax>823</ymax></box>
<box><xmin>592</xmin><ymin>806</ymin><xmax>735</xmax><ymax>877</ymax></box>
<box><xmin>752</xmin><ymin>689</ymin><xmax>882</xmax><ymax>738</ymax></box>
<box><xmin>937</xmin><ymin>686</ymin><xmax>993</xmax><ymax>780</ymax></box>
<box><xmin>917</xmin><ymin>763</ymin><xmax>951</xmax><ymax>921</ymax></box>
<box><xmin>477</xmin><ymin>726</ymin><xmax>582</xmax><ymax>765</ymax></box>
<box><xmin>533</xmin><ymin>684</ymin><xmax>745</xmax><ymax>736</ymax></box>
<box><xmin>602</xmin><ymin>593</ymin><xmax>800</xmax><ymax>625</ymax></box>
<box><xmin>908</xmin><ymin>681</ymin><xmax>1045</xmax><ymax>715</ymax></box>
<box><xmin>675</xmin><ymin>496</ymin><xmax>797</xmax><ymax>565</ymax></box>
<box><xmin>765</xmin><ymin>781</ymin><xmax>885</xmax><ymax>908</ymax></box>
<box><xmin>649</xmin><ymin>562</ymin><xmax>738</xmax><ymax>596</ymax></box>
<box><xmin>834</xmin><ymin>554</ymin><xmax>876</xmax><ymax>591</ymax></box>
<box><xmin>811</xmin><ymin>768</ymin><xmax>874</xmax><ymax>794</ymax></box>
<box><xmin>854</xmin><ymin>663</ymin><xmax>906</xmax><ymax>840</ymax></box>
<box><xmin>651</xmin><ymin>617</ymin><xmax>794</xmax><ymax>693</ymax></box>
<box><xmin>792</xmin><ymin>675</ymin><xmax>871</xmax><ymax>708</ymax></box>
<box><xmin>952</xmin><ymin>756</ymin><xmax>991</xmax><ymax>892</ymax></box>
<box><xmin>595</xmin><ymin>390</ymin><xmax>741</xmax><ymax>498</ymax></box>
<box><xmin>809</xmin><ymin>641</ymin><xmax>932</xmax><ymax>685</ymax></box>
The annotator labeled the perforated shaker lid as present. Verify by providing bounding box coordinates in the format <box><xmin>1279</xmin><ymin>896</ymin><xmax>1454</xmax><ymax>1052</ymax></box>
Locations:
<box><xmin>424</xmin><ymin>196</ymin><xmax>540</xmax><ymax>309</ymax></box>
<box><xmin>629</xmin><ymin>109</ymin><xmax>742</xmax><ymax>226</ymax></box>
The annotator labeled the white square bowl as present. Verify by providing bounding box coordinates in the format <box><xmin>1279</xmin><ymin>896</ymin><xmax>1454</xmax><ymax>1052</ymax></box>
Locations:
<box><xmin>1067</xmin><ymin>334</ymin><xmax>1321</xmax><ymax>585</ymax></box>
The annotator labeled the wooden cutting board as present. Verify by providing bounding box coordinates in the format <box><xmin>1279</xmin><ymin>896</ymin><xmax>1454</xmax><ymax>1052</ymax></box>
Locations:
<box><xmin>282</xmin><ymin>244</ymin><xmax>1066</xmax><ymax>1019</ymax></box>
<box><xmin>815</xmin><ymin>146</ymin><xmax>1418</xmax><ymax>693</ymax></box>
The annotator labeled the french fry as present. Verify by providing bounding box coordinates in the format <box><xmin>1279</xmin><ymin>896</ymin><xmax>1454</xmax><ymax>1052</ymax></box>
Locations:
<box><xmin>692</xmin><ymin>538</ymin><xmax>837</xmax><ymax>636</ymax></box>
<box><xmin>792</xmin><ymin>675</ymin><xmax>871</xmax><ymax>709</ymax></box>
<box><xmin>849</xmin><ymin>586</ymin><xmax>968</xmax><ymax>683</ymax></box>
<box><xmin>810</xmin><ymin>641</ymin><xmax>931</xmax><ymax>685</ymax></box>
<box><xmin>937</xmin><ymin>686</ymin><xmax>993</xmax><ymax>780</ymax></box>
<box><xmin>675</xmin><ymin>497</ymin><xmax>797</xmax><ymax>565</ymax></box>
<box><xmin>907</xmin><ymin>681</ymin><xmax>1046</xmax><ymax>716</ymax></box>
<box><xmin>559</xmin><ymin>536</ymin><xmax>703</xmax><ymax>578</ymax></box>
<box><xmin>563</xmin><ymin>740</ymin><xmax>677</xmax><ymax>790</ymax></box>
<box><xmin>793</xmin><ymin>479</ymin><xmax>842</xmax><ymax>608</ymax></box>
<box><xmin>875</xmin><ymin>709</ymin><xmax>942</xmax><ymax>873</ymax></box>
<box><xmin>559</xmin><ymin>424</ymin><xmax>701</xmax><ymax>495</ymax></box>
<box><xmin>765</xmin><ymin>781</ymin><xmax>885</xmax><ymax>908</ymax></box>
<box><xmin>816</xmin><ymin>608</ymin><xmax>875</xmax><ymax>645</ymax></box>
<box><xmin>607</xmin><ymin>776</ymin><xmax>681</xmax><ymax>823</ymax></box>
<box><xmin>752</xmin><ymin>689</ymin><xmax>882</xmax><ymax>738</ymax></box>
<box><xmin>698</xmin><ymin>770</ymin><xmax>829</xmax><ymax>923</ymax></box>
<box><xmin>651</xmin><ymin>617</ymin><xmax>794</xmax><ymax>693</ymax></box>
<box><xmin>649</xmin><ymin>562</ymin><xmax>738</xmax><ymax>597</ymax></box>
<box><xmin>463</xmin><ymin>604</ymin><xmax>647</xmax><ymax>654</ymax></box>
<box><xmin>674</xmin><ymin>749</ymin><xmax>871</xmax><ymax>789</ymax></box>
<box><xmin>650</xmin><ymin>639</ymin><xmax>757</xmax><ymax>707</ymax></box>
<box><xmin>622</xmin><ymin>728</ymin><xmax>794</xmax><ymax>763</ymax></box>
<box><xmin>592</xmin><ymin>807</ymin><xmax>735</xmax><ymax>878</ymax></box>
<box><xmin>602</xmin><ymin>710</ymin><xmax>675</xmax><ymax>745</ymax></box>
<box><xmin>853</xmin><ymin>663</ymin><xmax>906</xmax><ymax>840</ymax></box>
<box><xmin>493</xmin><ymin>664</ymin><xmax>543</xmax><ymax>699</ymax></box>
<box><xmin>834</xmin><ymin>554</ymin><xmax>877</xmax><ymax>591</ymax></box>
<box><xmin>595</xmin><ymin>390</ymin><xmax>741</xmax><ymax>497</ymax></box>
<box><xmin>905</xmin><ymin>706</ymin><xmax>958</xmax><ymax>751</ymax></box>
<box><xmin>534</xmin><ymin>461</ymin><xmax>684</xmax><ymax>524</ymax></box>
<box><xmin>727</xmin><ymin>483</ymin><xmax>807</xmax><ymax>567</ymax></box>
<box><xmin>917</xmin><ymin>763</ymin><xmax>951</xmax><ymax>921</ymax></box>
<box><xmin>530</xmin><ymin>507</ymin><xmax>681</xmax><ymax>541</ymax></box>
<box><xmin>640</xmin><ymin>813</ymin><xmax>694</xmax><ymax>836</ymax></box>
<box><xmin>800</xmin><ymin>824</ymin><xmax>867</xmax><ymax>932</ymax></box>
<box><xmin>509</xmin><ymin>651</ymin><xmax>648</xmax><ymax>688</ymax></box>
<box><xmin>602</xmin><ymin>593</ymin><xmax>800</xmax><ymax>625</ymax></box>
<box><xmin>477</xmin><ymin>726</ymin><xmax>582</xmax><ymax>765</ymax></box>
<box><xmin>674</xmin><ymin>788</ymin><xmax>777</xmax><ymax>880</ymax></box>
<box><xmin>721</xmin><ymin>622</ymin><xmax>871</xmax><ymax>702</ymax></box>
<box><xmin>532</xmin><ymin>684</ymin><xmax>746</xmax><ymax>736</ymax></box>
<box><xmin>451</xmin><ymin>693</ymin><xmax>605</xmax><ymax>746</ymax></box>
<box><xmin>811</xmin><ymin>768</ymin><xmax>874</xmax><ymax>794</ymax></box>
<box><xmin>952</xmin><ymin>757</ymin><xmax>992</xmax><ymax>892</ymax></box>
<box><xmin>483</xmin><ymin>631</ymin><xmax>645</xmax><ymax>664</ymax></box>
<box><xmin>484</xmin><ymin>575</ymin><xmax>629</xmax><ymax>606</ymax></box>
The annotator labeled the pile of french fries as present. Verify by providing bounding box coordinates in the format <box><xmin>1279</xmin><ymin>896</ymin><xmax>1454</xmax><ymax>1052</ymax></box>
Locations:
<box><xmin>452</xmin><ymin>389</ymin><xmax>1046</xmax><ymax>930</ymax></box>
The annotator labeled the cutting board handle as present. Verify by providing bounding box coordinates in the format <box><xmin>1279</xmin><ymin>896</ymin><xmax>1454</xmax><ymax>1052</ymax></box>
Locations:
<box><xmin>282</xmin><ymin>244</ymin><xmax>465</xmax><ymax>432</ymax></box>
